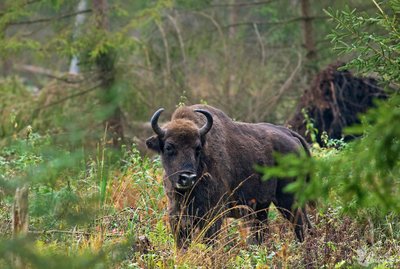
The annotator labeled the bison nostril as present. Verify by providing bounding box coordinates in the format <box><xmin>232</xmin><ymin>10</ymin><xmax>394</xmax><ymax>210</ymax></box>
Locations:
<box><xmin>178</xmin><ymin>173</ymin><xmax>197</xmax><ymax>187</ymax></box>
<box><xmin>179</xmin><ymin>176</ymin><xmax>187</xmax><ymax>185</ymax></box>
<box><xmin>187</xmin><ymin>173</ymin><xmax>197</xmax><ymax>181</ymax></box>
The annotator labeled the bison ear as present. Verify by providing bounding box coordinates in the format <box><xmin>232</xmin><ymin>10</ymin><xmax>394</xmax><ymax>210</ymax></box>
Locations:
<box><xmin>146</xmin><ymin>135</ymin><xmax>161</xmax><ymax>153</ymax></box>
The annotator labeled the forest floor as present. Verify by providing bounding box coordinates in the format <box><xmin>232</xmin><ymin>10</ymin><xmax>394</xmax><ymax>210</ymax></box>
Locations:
<box><xmin>1</xmin><ymin>142</ymin><xmax>400</xmax><ymax>268</ymax></box>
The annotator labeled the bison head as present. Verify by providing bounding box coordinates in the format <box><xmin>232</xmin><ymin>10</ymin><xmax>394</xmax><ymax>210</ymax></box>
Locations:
<box><xmin>146</xmin><ymin>108</ymin><xmax>213</xmax><ymax>191</ymax></box>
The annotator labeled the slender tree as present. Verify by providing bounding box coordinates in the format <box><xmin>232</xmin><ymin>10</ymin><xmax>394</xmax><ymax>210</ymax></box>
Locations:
<box><xmin>92</xmin><ymin>0</ymin><xmax>124</xmax><ymax>147</ymax></box>
<box><xmin>300</xmin><ymin>0</ymin><xmax>317</xmax><ymax>73</ymax></box>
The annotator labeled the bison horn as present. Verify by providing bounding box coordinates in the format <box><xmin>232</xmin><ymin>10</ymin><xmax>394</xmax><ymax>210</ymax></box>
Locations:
<box><xmin>194</xmin><ymin>109</ymin><xmax>213</xmax><ymax>136</ymax></box>
<box><xmin>150</xmin><ymin>108</ymin><xmax>166</xmax><ymax>137</ymax></box>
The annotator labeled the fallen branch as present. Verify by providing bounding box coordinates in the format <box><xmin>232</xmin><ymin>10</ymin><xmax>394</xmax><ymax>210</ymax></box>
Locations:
<box><xmin>14</xmin><ymin>64</ymin><xmax>88</xmax><ymax>84</ymax></box>
<box><xmin>33</xmin><ymin>82</ymin><xmax>102</xmax><ymax>113</ymax></box>
<box><xmin>29</xmin><ymin>229</ymin><xmax>120</xmax><ymax>238</ymax></box>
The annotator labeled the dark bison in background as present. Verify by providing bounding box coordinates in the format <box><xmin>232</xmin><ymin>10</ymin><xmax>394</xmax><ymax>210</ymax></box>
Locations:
<box><xmin>146</xmin><ymin>104</ymin><xmax>312</xmax><ymax>248</ymax></box>
<box><xmin>287</xmin><ymin>62</ymin><xmax>387</xmax><ymax>144</ymax></box>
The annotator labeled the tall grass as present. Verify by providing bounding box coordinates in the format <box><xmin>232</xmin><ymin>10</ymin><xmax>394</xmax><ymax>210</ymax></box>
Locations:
<box><xmin>1</xmin><ymin>133</ymin><xmax>399</xmax><ymax>268</ymax></box>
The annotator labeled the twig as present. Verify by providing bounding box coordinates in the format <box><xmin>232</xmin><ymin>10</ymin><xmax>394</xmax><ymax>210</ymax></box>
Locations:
<box><xmin>30</xmin><ymin>229</ymin><xmax>91</xmax><ymax>236</ymax></box>
<box><xmin>14</xmin><ymin>64</ymin><xmax>87</xmax><ymax>83</ymax></box>
<box><xmin>193</xmin><ymin>11</ymin><xmax>227</xmax><ymax>58</ymax></box>
<box><xmin>95</xmin><ymin>206</ymin><xmax>138</xmax><ymax>221</ymax></box>
<box><xmin>156</xmin><ymin>21</ymin><xmax>171</xmax><ymax>77</ymax></box>
<box><xmin>34</xmin><ymin>82</ymin><xmax>102</xmax><ymax>113</ymax></box>
<box><xmin>9</xmin><ymin>9</ymin><xmax>92</xmax><ymax>26</ymax></box>
<box><xmin>0</xmin><ymin>0</ymin><xmax>41</xmax><ymax>17</ymax></box>
<box><xmin>263</xmin><ymin>50</ymin><xmax>302</xmax><ymax>117</ymax></box>
<box><xmin>29</xmin><ymin>229</ymin><xmax>120</xmax><ymax>237</ymax></box>
<box><xmin>211</xmin><ymin>0</ymin><xmax>278</xmax><ymax>8</ymax></box>
<box><xmin>167</xmin><ymin>14</ymin><xmax>187</xmax><ymax>64</ymax></box>
<box><xmin>253</xmin><ymin>23</ymin><xmax>265</xmax><ymax>66</ymax></box>
<box><xmin>221</xmin><ymin>15</ymin><xmax>329</xmax><ymax>30</ymax></box>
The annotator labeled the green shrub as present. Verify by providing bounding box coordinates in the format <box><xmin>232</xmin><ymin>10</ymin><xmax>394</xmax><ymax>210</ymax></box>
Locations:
<box><xmin>262</xmin><ymin>0</ymin><xmax>400</xmax><ymax>219</ymax></box>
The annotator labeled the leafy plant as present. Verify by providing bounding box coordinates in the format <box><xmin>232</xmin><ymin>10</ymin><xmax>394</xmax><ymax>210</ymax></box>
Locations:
<box><xmin>302</xmin><ymin>108</ymin><xmax>319</xmax><ymax>144</ymax></box>
<box><xmin>325</xmin><ymin>1</ymin><xmax>400</xmax><ymax>85</ymax></box>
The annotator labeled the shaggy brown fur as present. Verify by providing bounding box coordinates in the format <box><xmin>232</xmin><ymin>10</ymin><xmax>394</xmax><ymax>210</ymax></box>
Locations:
<box><xmin>146</xmin><ymin>105</ymin><xmax>312</xmax><ymax>248</ymax></box>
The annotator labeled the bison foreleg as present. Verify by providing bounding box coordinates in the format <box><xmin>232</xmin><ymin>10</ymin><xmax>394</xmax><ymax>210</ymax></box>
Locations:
<box><xmin>170</xmin><ymin>216</ymin><xmax>193</xmax><ymax>249</ymax></box>
<box><xmin>245</xmin><ymin>201</ymin><xmax>271</xmax><ymax>245</ymax></box>
<box><xmin>275</xmin><ymin>196</ymin><xmax>311</xmax><ymax>242</ymax></box>
<box><xmin>202</xmin><ymin>218</ymin><xmax>222</xmax><ymax>246</ymax></box>
<box><xmin>254</xmin><ymin>203</ymin><xmax>271</xmax><ymax>244</ymax></box>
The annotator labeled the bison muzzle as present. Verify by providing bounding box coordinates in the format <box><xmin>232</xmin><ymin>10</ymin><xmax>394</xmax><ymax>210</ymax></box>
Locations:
<box><xmin>146</xmin><ymin>105</ymin><xmax>312</xmax><ymax>249</ymax></box>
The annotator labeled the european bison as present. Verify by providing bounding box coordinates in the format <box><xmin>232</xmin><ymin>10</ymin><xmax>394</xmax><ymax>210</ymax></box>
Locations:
<box><xmin>146</xmin><ymin>104</ymin><xmax>312</xmax><ymax>248</ymax></box>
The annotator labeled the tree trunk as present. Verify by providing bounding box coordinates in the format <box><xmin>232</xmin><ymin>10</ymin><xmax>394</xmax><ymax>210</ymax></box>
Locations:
<box><xmin>300</xmin><ymin>0</ymin><xmax>317</xmax><ymax>69</ymax></box>
<box><xmin>69</xmin><ymin>0</ymin><xmax>88</xmax><ymax>74</ymax></box>
<box><xmin>92</xmin><ymin>0</ymin><xmax>124</xmax><ymax>147</ymax></box>
<box><xmin>12</xmin><ymin>186</ymin><xmax>29</xmax><ymax>268</ymax></box>
<box><xmin>0</xmin><ymin>2</ymin><xmax>12</xmax><ymax>77</ymax></box>
<box><xmin>226</xmin><ymin>0</ymin><xmax>238</xmax><ymax>108</ymax></box>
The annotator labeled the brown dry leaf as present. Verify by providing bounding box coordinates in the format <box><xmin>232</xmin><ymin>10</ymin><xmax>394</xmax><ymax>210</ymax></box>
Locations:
<box><xmin>238</xmin><ymin>224</ymin><xmax>250</xmax><ymax>244</ymax></box>
<box><xmin>276</xmin><ymin>242</ymin><xmax>288</xmax><ymax>263</ymax></box>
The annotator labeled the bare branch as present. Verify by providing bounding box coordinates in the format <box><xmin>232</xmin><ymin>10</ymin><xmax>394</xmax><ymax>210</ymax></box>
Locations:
<box><xmin>193</xmin><ymin>11</ymin><xmax>228</xmax><ymax>59</ymax></box>
<box><xmin>221</xmin><ymin>15</ymin><xmax>329</xmax><ymax>30</ymax></box>
<box><xmin>253</xmin><ymin>23</ymin><xmax>265</xmax><ymax>66</ymax></box>
<box><xmin>16</xmin><ymin>64</ymin><xmax>61</xmax><ymax>78</ymax></box>
<box><xmin>156</xmin><ymin>21</ymin><xmax>171</xmax><ymax>78</ymax></box>
<box><xmin>0</xmin><ymin>0</ymin><xmax>41</xmax><ymax>17</ymax></box>
<box><xmin>15</xmin><ymin>64</ymin><xmax>88</xmax><ymax>83</ymax></box>
<box><xmin>9</xmin><ymin>9</ymin><xmax>92</xmax><ymax>26</ymax></box>
<box><xmin>29</xmin><ymin>229</ymin><xmax>120</xmax><ymax>237</ymax></box>
<box><xmin>263</xmin><ymin>51</ymin><xmax>302</xmax><ymax>117</ymax></box>
<box><xmin>210</xmin><ymin>0</ymin><xmax>278</xmax><ymax>8</ymax></box>
<box><xmin>34</xmin><ymin>82</ymin><xmax>102</xmax><ymax>113</ymax></box>
<box><xmin>167</xmin><ymin>13</ymin><xmax>187</xmax><ymax>64</ymax></box>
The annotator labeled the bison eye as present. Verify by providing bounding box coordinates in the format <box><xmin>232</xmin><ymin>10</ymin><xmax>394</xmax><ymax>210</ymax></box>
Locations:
<box><xmin>195</xmin><ymin>145</ymin><xmax>202</xmax><ymax>155</ymax></box>
<box><xmin>164</xmin><ymin>144</ymin><xmax>176</xmax><ymax>156</ymax></box>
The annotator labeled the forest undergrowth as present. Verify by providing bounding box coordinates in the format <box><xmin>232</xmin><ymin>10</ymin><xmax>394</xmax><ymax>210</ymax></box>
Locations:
<box><xmin>1</xmin><ymin>132</ymin><xmax>399</xmax><ymax>268</ymax></box>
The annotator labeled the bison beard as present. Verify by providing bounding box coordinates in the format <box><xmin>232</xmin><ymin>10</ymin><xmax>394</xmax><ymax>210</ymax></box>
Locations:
<box><xmin>146</xmin><ymin>105</ymin><xmax>312</xmax><ymax>249</ymax></box>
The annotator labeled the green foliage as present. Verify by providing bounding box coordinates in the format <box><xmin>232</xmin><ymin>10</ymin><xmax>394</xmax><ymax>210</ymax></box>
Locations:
<box><xmin>264</xmin><ymin>96</ymin><xmax>400</xmax><ymax>214</ymax></box>
<box><xmin>2</xmin><ymin>117</ymin><xmax>399</xmax><ymax>268</ymax></box>
<box><xmin>177</xmin><ymin>90</ymin><xmax>188</xmax><ymax>107</ymax></box>
<box><xmin>0</xmin><ymin>77</ymin><xmax>34</xmax><ymax>138</ymax></box>
<box><xmin>263</xmin><ymin>0</ymin><xmax>400</xmax><ymax>217</ymax></box>
<box><xmin>302</xmin><ymin>108</ymin><xmax>319</xmax><ymax>144</ymax></box>
<box><xmin>325</xmin><ymin>1</ymin><xmax>400</xmax><ymax>85</ymax></box>
<box><xmin>174</xmin><ymin>0</ymin><xmax>211</xmax><ymax>10</ymax></box>
<box><xmin>0</xmin><ymin>129</ymin><xmax>164</xmax><ymax>267</ymax></box>
<box><xmin>0</xmin><ymin>0</ymin><xmax>174</xmax><ymax>132</ymax></box>
<box><xmin>0</xmin><ymin>237</ymin><xmax>105</xmax><ymax>269</ymax></box>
